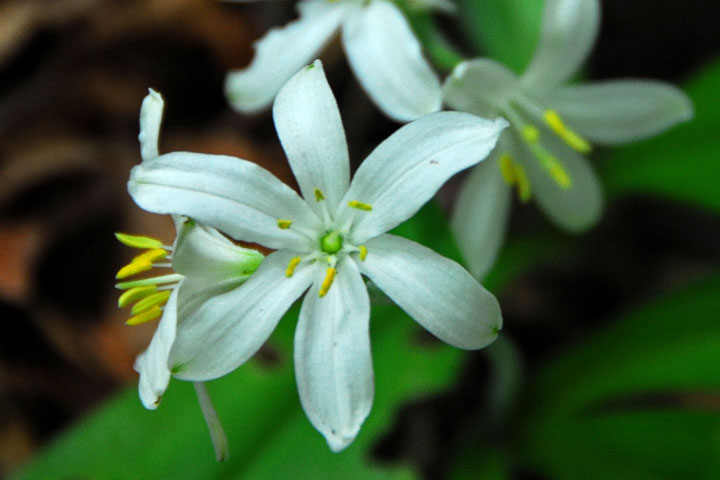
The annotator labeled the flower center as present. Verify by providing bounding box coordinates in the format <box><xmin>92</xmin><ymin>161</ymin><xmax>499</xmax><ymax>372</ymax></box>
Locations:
<box><xmin>320</xmin><ymin>230</ymin><xmax>343</xmax><ymax>254</ymax></box>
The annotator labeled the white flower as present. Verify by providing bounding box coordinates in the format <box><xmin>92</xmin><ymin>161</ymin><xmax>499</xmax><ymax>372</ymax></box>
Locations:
<box><xmin>442</xmin><ymin>0</ymin><xmax>694</xmax><ymax>278</ymax></box>
<box><xmin>128</xmin><ymin>60</ymin><xmax>507</xmax><ymax>451</ymax></box>
<box><xmin>224</xmin><ymin>0</ymin><xmax>442</xmax><ymax>122</ymax></box>
<box><xmin>116</xmin><ymin>90</ymin><xmax>264</xmax><ymax>411</ymax></box>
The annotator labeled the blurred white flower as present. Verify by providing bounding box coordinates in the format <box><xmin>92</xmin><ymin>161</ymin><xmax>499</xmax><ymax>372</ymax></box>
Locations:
<box><xmin>129</xmin><ymin>60</ymin><xmax>506</xmax><ymax>451</ymax></box>
<box><xmin>443</xmin><ymin>0</ymin><xmax>694</xmax><ymax>278</ymax></box>
<box><xmin>224</xmin><ymin>0</ymin><xmax>442</xmax><ymax>122</ymax></box>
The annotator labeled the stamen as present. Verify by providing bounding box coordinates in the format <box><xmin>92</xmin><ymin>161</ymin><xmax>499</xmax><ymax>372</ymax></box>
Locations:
<box><xmin>499</xmin><ymin>154</ymin><xmax>516</xmax><ymax>185</ymax></box>
<box><xmin>522</xmin><ymin>125</ymin><xmax>540</xmax><ymax>144</ymax></box>
<box><xmin>133</xmin><ymin>249</ymin><xmax>168</xmax><ymax>264</ymax></box>
<box><xmin>115</xmin><ymin>273</ymin><xmax>185</xmax><ymax>290</ymax></box>
<box><xmin>115</xmin><ymin>232</ymin><xmax>164</xmax><ymax>249</ymax></box>
<box><xmin>358</xmin><ymin>245</ymin><xmax>368</xmax><ymax>261</ymax></box>
<box><xmin>314</xmin><ymin>188</ymin><xmax>325</xmax><ymax>201</ymax></box>
<box><xmin>286</xmin><ymin>256</ymin><xmax>301</xmax><ymax>277</ymax></box>
<box><xmin>544</xmin><ymin>110</ymin><xmax>591</xmax><ymax>153</ymax></box>
<box><xmin>116</xmin><ymin>259</ymin><xmax>152</xmax><ymax>279</ymax></box>
<box><xmin>277</xmin><ymin>219</ymin><xmax>292</xmax><ymax>229</ymax></box>
<box><xmin>318</xmin><ymin>267</ymin><xmax>336</xmax><ymax>297</ymax></box>
<box><xmin>348</xmin><ymin>200</ymin><xmax>372</xmax><ymax>211</ymax></box>
<box><xmin>118</xmin><ymin>285</ymin><xmax>157</xmax><ymax>308</ymax></box>
<box><xmin>131</xmin><ymin>290</ymin><xmax>172</xmax><ymax>315</ymax></box>
<box><xmin>514</xmin><ymin>163</ymin><xmax>531</xmax><ymax>203</ymax></box>
<box><xmin>126</xmin><ymin>306</ymin><xmax>163</xmax><ymax>325</ymax></box>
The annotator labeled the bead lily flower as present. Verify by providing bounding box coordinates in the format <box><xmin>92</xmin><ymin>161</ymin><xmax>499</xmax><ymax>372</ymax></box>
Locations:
<box><xmin>128</xmin><ymin>60</ymin><xmax>507</xmax><ymax>451</ymax></box>
<box><xmin>224</xmin><ymin>0</ymin><xmax>442</xmax><ymax>122</ymax></box>
<box><xmin>442</xmin><ymin>0</ymin><xmax>694</xmax><ymax>278</ymax></box>
<box><xmin>116</xmin><ymin>90</ymin><xmax>265</xmax><ymax>459</ymax></box>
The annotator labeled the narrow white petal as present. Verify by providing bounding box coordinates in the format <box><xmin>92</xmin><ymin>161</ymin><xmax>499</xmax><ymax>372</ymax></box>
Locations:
<box><xmin>225</xmin><ymin>0</ymin><xmax>347</xmax><ymax>113</ymax></box>
<box><xmin>168</xmin><ymin>250</ymin><xmax>314</xmax><ymax>381</ymax></box>
<box><xmin>273</xmin><ymin>59</ymin><xmax>350</xmax><ymax>214</ymax></box>
<box><xmin>134</xmin><ymin>286</ymin><xmax>179</xmax><ymax>410</ymax></box>
<box><xmin>342</xmin><ymin>1</ymin><xmax>441</xmax><ymax>121</ymax></box>
<box><xmin>521</xmin><ymin>0</ymin><xmax>600</xmax><ymax>89</ymax></box>
<box><xmin>451</xmin><ymin>146</ymin><xmax>512</xmax><ymax>279</ymax></box>
<box><xmin>518</xmin><ymin>130</ymin><xmax>603</xmax><ymax>232</ymax></box>
<box><xmin>129</xmin><ymin>152</ymin><xmax>322</xmax><ymax>251</ymax></box>
<box><xmin>339</xmin><ymin>112</ymin><xmax>507</xmax><ymax>244</ymax></box>
<box><xmin>545</xmin><ymin>80</ymin><xmax>694</xmax><ymax>145</ymax></box>
<box><xmin>139</xmin><ymin>88</ymin><xmax>164</xmax><ymax>161</ymax></box>
<box><xmin>442</xmin><ymin>59</ymin><xmax>519</xmax><ymax>118</ymax></box>
<box><xmin>359</xmin><ymin>234</ymin><xmax>502</xmax><ymax>349</ymax></box>
<box><xmin>172</xmin><ymin>220</ymin><xmax>263</xmax><ymax>279</ymax></box>
<box><xmin>295</xmin><ymin>257</ymin><xmax>372</xmax><ymax>452</ymax></box>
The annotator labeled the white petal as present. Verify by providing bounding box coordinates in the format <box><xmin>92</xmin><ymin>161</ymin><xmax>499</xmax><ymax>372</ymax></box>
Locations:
<box><xmin>168</xmin><ymin>250</ymin><xmax>314</xmax><ymax>381</ymax></box>
<box><xmin>295</xmin><ymin>257</ymin><xmax>372</xmax><ymax>452</ymax></box>
<box><xmin>451</xmin><ymin>145</ymin><xmax>512</xmax><ymax>279</ymax></box>
<box><xmin>339</xmin><ymin>112</ymin><xmax>507</xmax><ymax>243</ymax></box>
<box><xmin>139</xmin><ymin>88</ymin><xmax>164</xmax><ymax>161</ymax></box>
<box><xmin>358</xmin><ymin>234</ymin><xmax>502</xmax><ymax>349</ymax></box>
<box><xmin>273</xmin><ymin>59</ymin><xmax>350</xmax><ymax>214</ymax></box>
<box><xmin>172</xmin><ymin>219</ymin><xmax>263</xmax><ymax>279</ymax></box>
<box><xmin>225</xmin><ymin>0</ymin><xmax>347</xmax><ymax>113</ymax></box>
<box><xmin>517</xmin><ymin>130</ymin><xmax>603</xmax><ymax>232</ymax></box>
<box><xmin>128</xmin><ymin>152</ymin><xmax>322</xmax><ymax>251</ymax></box>
<box><xmin>545</xmin><ymin>80</ymin><xmax>694</xmax><ymax>145</ymax></box>
<box><xmin>134</xmin><ymin>285</ymin><xmax>179</xmax><ymax>410</ymax></box>
<box><xmin>521</xmin><ymin>0</ymin><xmax>600</xmax><ymax>89</ymax></box>
<box><xmin>342</xmin><ymin>1</ymin><xmax>441</xmax><ymax>121</ymax></box>
<box><xmin>442</xmin><ymin>58</ymin><xmax>519</xmax><ymax>118</ymax></box>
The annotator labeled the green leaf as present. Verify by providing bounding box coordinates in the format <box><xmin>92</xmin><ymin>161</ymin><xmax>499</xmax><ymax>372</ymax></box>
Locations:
<box><xmin>455</xmin><ymin>0</ymin><xmax>543</xmax><ymax>72</ymax></box>
<box><xmin>601</xmin><ymin>58</ymin><xmax>720</xmax><ymax>212</ymax></box>
<box><xmin>518</xmin><ymin>272</ymin><xmax>720</xmax><ymax>480</ymax></box>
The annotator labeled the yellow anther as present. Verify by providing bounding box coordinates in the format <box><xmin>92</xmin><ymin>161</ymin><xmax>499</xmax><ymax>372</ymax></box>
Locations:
<box><xmin>548</xmin><ymin>164</ymin><xmax>572</xmax><ymax>189</ymax></box>
<box><xmin>118</xmin><ymin>285</ymin><xmax>157</xmax><ymax>308</ymax></box>
<box><xmin>115</xmin><ymin>232</ymin><xmax>164</xmax><ymax>250</ymax></box>
<box><xmin>348</xmin><ymin>200</ymin><xmax>372</xmax><ymax>211</ymax></box>
<box><xmin>132</xmin><ymin>248</ymin><xmax>168</xmax><ymax>264</ymax></box>
<box><xmin>544</xmin><ymin>109</ymin><xmax>591</xmax><ymax>153</ymax></box>
<box><xmin>126</xmin><ymin>306</ymin><xmax>163</xmax><ymax>326</ymax></box>
<box><xmin>131</xmin><ymin>290</ymin><xmax>172</xmax><ymax>315</ymax></box>
<box><xmin>286</xmin><ymin>256</ymin><xmax>301</xmax><ymax>277</ymax></box>
<box><xmin>522</xmin><ymin>125</ymin><xmax>540</xmax><ymax>143</ymax></box>
<box><xmin>514</xmin><ymin>163</ymin><xmax>532</xmax><ymax>202</ymax></box>
<box><xmin>277</xmin><ymin>219</ymin><xmax>293</xmax><ymax>229</ymax></box>
<box><xmin>358</xmin><ymin>245</ymin><xmax>368</xmax><ymax>261</ymax></box>
<box><xmin>116</xmin><ymin>258</ymin><xmax>152</xmax><ymax>279</ymax></box>
<box><xmin>314</xmin><ymin>189</ymin><xmax>325</xmax><ymax>201</ymax></box>
<box><xmin>499</xmin><ymin>154</ymin><xmax>516</xmax><ymax>185</ymax></box>
<box><xmin>318</xmin><ymin>267</ymin><xmax>337</xmax><ymax>297</ymax></box>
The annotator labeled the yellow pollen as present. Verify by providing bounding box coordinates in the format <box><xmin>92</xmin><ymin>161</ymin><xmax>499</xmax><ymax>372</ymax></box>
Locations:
<box><xmin>286</xmin><ymin>256</ymin><xmax>301</xmax><ymax>277</ymax></box>
<box><xmin>358</xmin><ymin>245</ymin><xmax>368</xmax><ymax>261</ymax></box>
<box><xmin>514</xmin><ymin>163</ymin><xmax>531</xmax><ymax>203</ymax></box>
<box><xmin>277</xmin><ymin>219</ymin><xmax>292</xmax><ymax>229</ymax></box>
<box><xmin>115</xmin><ymin>232</ymin><xmax>164</xmax><ymax>249</ymax></box>
<box><xmin>318</xmin><ymin>267</ymin><xmax>337</xmax><ymax>297</ymax></box>
<box><xmin>544</xmin><ymin>109</ymin><xmax>591</xmax><ymax>153</ymax></box>
<box><xmin>314</xmin><ymin>188</ymin><xmax>325</xmax><ymax>201</ymax></box>
<box><xmin>126</xmin><ymin>306</ymin><xmax>163</xmax><ymax>326</ymax></box>
<box><xmin>131</xmin><ymin>290</ymin><xmax>172</xmax><ymax>315</ymax></box>
<box><xmin>118</xmin><ymin>285</ymin><xmax>157</xmax><ymax>308</ymax></box>
<box><xmin>499</xmin><ymin>154</ymin><xmax>516</xmax><ymax>185</ymax></box>
<box><xmin>348</xmin><ymin>200</ymin><xmax>372</xmax><ymax>211</ymax></box>
<box><xmin>522</xmin><ymin>125</ymin><xmax>540</xmax><ymax>143</ymax></box>
<box><xmin>116</xmin><ymin>258</ymin><xmax>152</xmax><ymax>279</ymax></box>
<box><xmin>548</xmin><ymin>164</ymin><xmax>572</xmax><ymax>189</ymax></box>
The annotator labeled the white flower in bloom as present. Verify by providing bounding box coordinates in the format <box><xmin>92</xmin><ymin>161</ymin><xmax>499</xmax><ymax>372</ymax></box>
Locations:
<box><xmin>443</xmin><ymin>0</ymin><xmax>694</xmax><ymax>278</ymax></box>
<box><xmin>224</xmin><ymin>0</ymin><xmax>442</xmax><ymax>122</ymax></box>
<box><xmin>129</xmin><ymin>60</ymin><xmax>507</xmax><ymax>451</ymax></box>
<box><xmin>116</xmin><ymin>90</ymin><xmax>264</xmax><ymax>411</ymax></box>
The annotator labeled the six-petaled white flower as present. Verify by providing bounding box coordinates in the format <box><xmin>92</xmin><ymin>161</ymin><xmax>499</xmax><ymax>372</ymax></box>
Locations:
<box><xmin>443</xmin><ymin>0</ymin><xmax>694</xmax><ymax>278</ymax></box>
<box><xmin>224</xmin><ymin>0</ymin><xmax>442</xmax><ymax>122</ymax></box>
<box><xmin>128</xmin><ymin>60</ymin><xmax>507</xmax><ymax>451</ymax></box>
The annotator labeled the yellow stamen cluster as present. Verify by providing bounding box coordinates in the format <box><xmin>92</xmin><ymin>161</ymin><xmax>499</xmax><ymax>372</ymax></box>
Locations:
<box><xmin>499</xmin><ymin>154</ymin><xmax>531</xmax><ymax>202</ymax></box>
<box><xmin>115</xmin><ymin>233</ymin><xmax>177</xmax><ymax>326</ymax></box>
<box><xmin>520</xmin><ymin>124</ymin><xmax>572</xmax><ymax>189</ymax></box>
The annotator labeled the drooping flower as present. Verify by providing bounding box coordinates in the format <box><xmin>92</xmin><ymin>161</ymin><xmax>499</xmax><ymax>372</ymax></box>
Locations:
<box><xmin>443</xmin><ymin>0</ymin><xmax>694</xmax><ymax>278</ymax></box>
<box><xmin>224</xmin><ymin>0</ymin><xmax>443</xmax><ymax>122</ymax></box>
<box><xmin>116</xmin><ymin>90</ymin><xmax>265</xmax><ymax>459</ymax></box>
<box><xmin>128</xmin><ymin>60</ymin><xmax>507</xmax><ymax>451</ymax></box>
